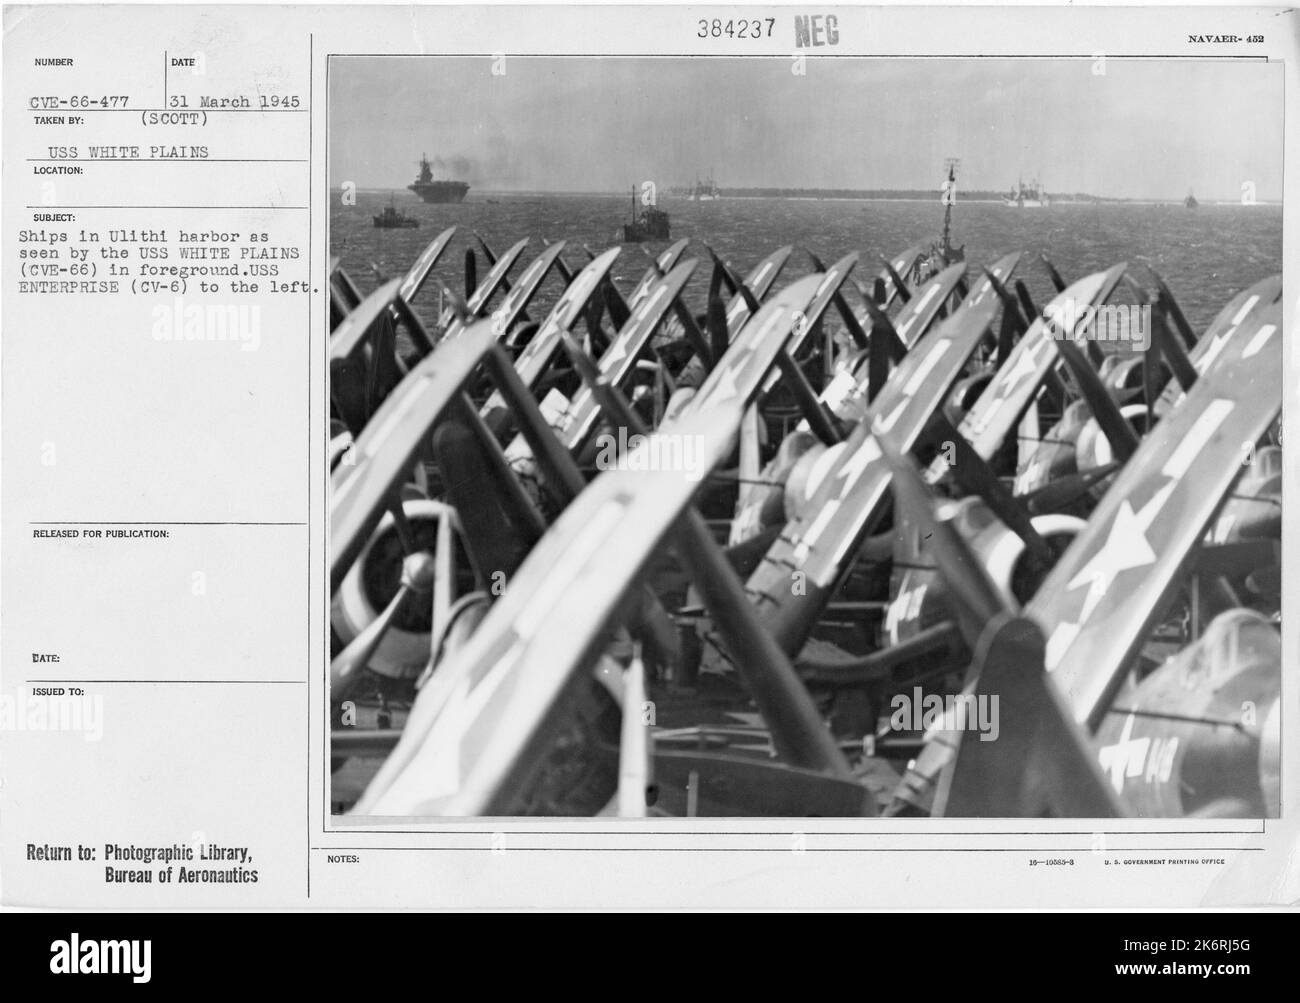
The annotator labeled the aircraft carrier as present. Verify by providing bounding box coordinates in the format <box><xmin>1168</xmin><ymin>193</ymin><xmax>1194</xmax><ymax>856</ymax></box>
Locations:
<box><xmin>407</xmin><ymin>153</ymin><xmax>469</xmax><ymax>203</ymax></box>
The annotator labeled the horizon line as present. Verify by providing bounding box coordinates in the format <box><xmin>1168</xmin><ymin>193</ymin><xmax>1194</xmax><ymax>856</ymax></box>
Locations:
<box><xmin>341</xmin><ymin>185</ymin><xmax>1281</xmax><ymax>206</ymax></box>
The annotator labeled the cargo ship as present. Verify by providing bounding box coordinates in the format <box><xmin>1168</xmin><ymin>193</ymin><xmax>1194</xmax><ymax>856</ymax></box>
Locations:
<box><xmin>1003</xmin><ymin>176</ymin><xmax>1050</xmax><ymax>207</ymax></box>
<box><xmin>407</xmin><ymin>153</ymin><xmax>470</xmax><ymax>204</ymax></box>
<box><xmin>690</xmin><ymin>170</ymin><xmax>721</xmax><ymax>201</ymax></box>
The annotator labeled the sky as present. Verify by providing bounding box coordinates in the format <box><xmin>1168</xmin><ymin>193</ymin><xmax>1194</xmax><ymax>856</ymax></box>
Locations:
<box><xmin>329</xmin><ymin>57</ymin><xmax>1283</xmax><ymax>202</ymax></box>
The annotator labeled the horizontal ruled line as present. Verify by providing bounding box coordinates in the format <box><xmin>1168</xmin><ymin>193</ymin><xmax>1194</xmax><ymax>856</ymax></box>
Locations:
<box><xmin>323</xmin><ymin>823</ymin><xmax>1265</xmax><ymax>837</ymax></box>
<box><xmin>30</xmin><ymin>520</ymin><xmax>306</xmax><ymax>526</ymax></box>
<box><xmin>28</xmin><ymin>679</ymin><xmax>303</xmax><ymax>684</ymax></box>
<box><xmin>327</xmin><ymin>52</ymin><xmax>1268</xmax><ymax>61</ymax></box>
<box><xmin>24</xmin><ymin>205</ymin><xmax>307</xmax><ymax>210</ymax></box>
<box><xmin>310</xmin><ymin>845</ymin><xmax>1268</xmax><ymax>852</ymax></box>
<box><xmin>29</xmin><ymin>108</ymin><xmax>308</xmax><ymax>113</ymax></box>
<box><xmin>27</xmin><ymin>158</ymin><xmax>308</xmax><ymax>163</ymax></box>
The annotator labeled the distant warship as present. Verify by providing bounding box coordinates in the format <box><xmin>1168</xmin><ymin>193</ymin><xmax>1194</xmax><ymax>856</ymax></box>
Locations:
<box><xmin>1003</xmin><ymin>176</ymin><xmax>1050</xmax><ymax>207</ymax></box>
<box><xmin>690</xmin><ymin>170</ymin><xmax>721</xmax><ymax>201</ymax></box>
<box><xmin>623</xmin><ymin>185</ymin><xmax>670</xmax><ymax>242</ymax></box>
<box><xmin>373</xmin><ymin>194</ymin><xmax>419</xmax><ymax>229</ymax></box>
<box><xmin>408</xmin><ymin>153</ymin><xmax>469</xmax><ymax>204</ymax></box>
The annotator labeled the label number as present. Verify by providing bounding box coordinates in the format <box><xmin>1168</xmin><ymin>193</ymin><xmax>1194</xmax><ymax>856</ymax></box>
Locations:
<box><xmin>698</xmin><ymin>18</ymin><xmax>774</xmax><ymax>39</ymax></box>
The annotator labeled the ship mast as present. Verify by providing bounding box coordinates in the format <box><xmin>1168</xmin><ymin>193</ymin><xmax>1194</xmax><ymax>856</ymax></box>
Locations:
<box><xmin>941</xmin><ymin>157</ymin><xmax>959</xmax><ymax>261</ymax></box>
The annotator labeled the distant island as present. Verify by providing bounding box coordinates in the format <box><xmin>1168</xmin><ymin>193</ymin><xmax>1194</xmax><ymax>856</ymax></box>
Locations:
<box><xmin>680</xmin><ymin>187</ymin><xmax>1108</xmax><ymax>202</ymax></box>
<box><xmin>657</xmin><ymin>186</ymin><xmax>1276</xmax><ymax>204</ymax></box>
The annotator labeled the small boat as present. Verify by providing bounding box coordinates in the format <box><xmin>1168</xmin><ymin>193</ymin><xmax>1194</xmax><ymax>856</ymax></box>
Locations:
<box><xmin>1185</xmin><ymin>191</ymin><xmax>1199</xmax><ymax>209</ymax></box>
<box><xmin>373</xmin><ymin>195</ymin><xmax>419</xmax><ymax>229</ymax></box>
<box><xmin>623</xmin><ymin>186</ymin><xmax>670</xmax><ymax>241</ymax></box>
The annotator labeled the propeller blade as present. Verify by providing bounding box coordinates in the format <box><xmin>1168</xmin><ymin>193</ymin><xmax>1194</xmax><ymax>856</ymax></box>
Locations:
<box><xmin>1052</xmin><ymin>337</ymin><xmax>1140</xmax><ymax>464</ymax></box>
<box><xmin>981</xmin><ymin>266</ymin><xmax>1030</xmax><ymax>331</ymax></box>
<box><xmin>364</xmin><ymin>312</ymin><xmax>402</xmax><ymax>424</ymax></box>
<box><xmin>981</xmin><ymin>267</ymin><xmax>1029</xmax><ymax>365</ymax></box>
<box><xmin>584</xmin><ymin>294</ymin><xmax>610</xmax><ymax>357</ymax></box>
<box><xmin>1141</xmin><ymin>342</ymin><xmax>1159</xmax><ymax>430</ymax></box>
<box><xmin>708</xmin><ymin>258</ymin><xmax>725</xmax><ymax>301</ymax></box>
<box><xmin>558</xmin><ymin>327</ymin><xmax>605</xmax><ymax>391</ymax></box>
<box><xmin>878</xmin><ymin>255</ymin><xmax>912</xmax><ymax>303</ymax></box>
<box><xmin>833</xmin><ymin>292</ymin><xmax>870</xmax><ymax>350</ymax></box>
<box><xmin>670</xmin><ymin>298</ymin><xmax>714</xmax><ymax>367</ymax></box>
<box><xmin>704</xmin><ymin>245</ymin><xmax>741</xmax><ymax>295</ymax></box>
<box><xmin>705</xmin><ymin>248</ymin><xmax>760</xmax><ymax>313</ymax></box>
<box><xmin>616</xmin><ymin>650</ymin><xmax>651</xmax><ymax>817</ymax></box>
<box><xmin>464</xmin><ymin>248</ymin><xmax>477</xmax><ymax>300</ymax></box>
<box><xmin>1151</xmin><ymin>301</ymin><xmax>1199</xmax><ymax>393</ymax></box>
<box><xmin>1040</xmin><ymin>253</ymin><xmax>1068</xmax><ymax>293</ymax></box>
<box><xmin>774</xmin><ymin>348</ymin><xmax>842</xmax><ymax>445</ymax></box>
<box><xmin>1143</xmin><ymin>264</ymin><xmax>1197</xmax><ymax>348</ymax></box>
<box><xmin>932</xmin><ymin>415</ymin><xmax>1054</xmax><ymax>567</ymax></box>
<box><xmin>707</xmin><ymin>292</ymin><xmax>729</xmax><ymax>367</ymax></box>
<box><xmin>736</xmin><ymin>281</ymin><xmax>761</xmax><ymax>315</ymax></box>
<box><xmin>798</xmin><ymin>252</ymin><xmax>866</xmax><ymax>350</ymax></box>
<box><xmin>1020</xmin><ymin>462</ymin><xmax>1120</xmax><ymax>514</ymax></box>
<box><xmin>874</xmin><ymin>420</ymin><xmax>1011</xmax><ymax>647</ymax></box>
<box><xmin>640</xmin><ymin>243</ymin><xmax>667</xmax><ymax>277</ymax></box>
<box><xmin>330</xmin><ymin>551</ymin><xmax>436</xmax><ymax>701</ymax></box>
<box><xmin>471</xmin><ymin>232</ymin><xmax>518</xmax><ymax>300</ymax></box>
<box><xmin>1118</xmin><ymin>275</ymin><xmax>1167</xmax><ymax>425</ymax></box>
<box><xmin>386</xmin><ymin>496</ymin><xmax>419</xmax><ymax>554</ymax></box>
<box><xmin>474</xmin><ymin>231</ymin><xmax>499</xmax><ymax>266</ymax></box>
<box><xmin>542</xmin><ymin>238</ymin><xmax>577</xmax><ymax>284</ymax></box>
<box><xmin>438</xmin><ymin>282</ymin><xmax>472</xmax><ymax>322</ymax></box>
<box><xmin>1013</xmin><ymin>279</ymin><xmax>1039</xmax><ymax>325</ymax></box>
<box><xmin>858</xmin><ymin>295</ymin><xmax>909</xmax><ymax>364</ymax></box>
<box><xmin>603</xmin><ymin>276</ymin><xmax>631</xmax><ymax>330</ymax></box>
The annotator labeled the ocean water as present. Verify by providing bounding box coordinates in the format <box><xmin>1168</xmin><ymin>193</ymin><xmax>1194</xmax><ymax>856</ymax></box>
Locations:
<box><xmin>330</xmin><ymin>191</ymin><xmax>1282</xmax><ymax>339</ymax></box>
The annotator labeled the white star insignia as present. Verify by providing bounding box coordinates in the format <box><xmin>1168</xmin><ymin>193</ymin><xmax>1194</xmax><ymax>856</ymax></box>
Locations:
<box><xmin>1066</xmin><ymin>486</ymin><xmax>1169</xmax><ymax>622</ymax></box>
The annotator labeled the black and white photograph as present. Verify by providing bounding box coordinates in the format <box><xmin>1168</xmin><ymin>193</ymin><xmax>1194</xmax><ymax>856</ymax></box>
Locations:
<box><xmin>5</xmin><ymin>1</ymin><xmax>1300</xmax><ymax>923</ymax></box>
<box><xmin>327</xmin><ymin>53</ymin><xmax>1284</xmax><ymax>820</ymax></box>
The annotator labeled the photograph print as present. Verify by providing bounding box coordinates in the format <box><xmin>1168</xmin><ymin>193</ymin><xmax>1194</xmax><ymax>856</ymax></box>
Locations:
<box><xmin>326</xmin><ymin>54</ymin><xmax>1283</xmax><ymax>820</ymax></box>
